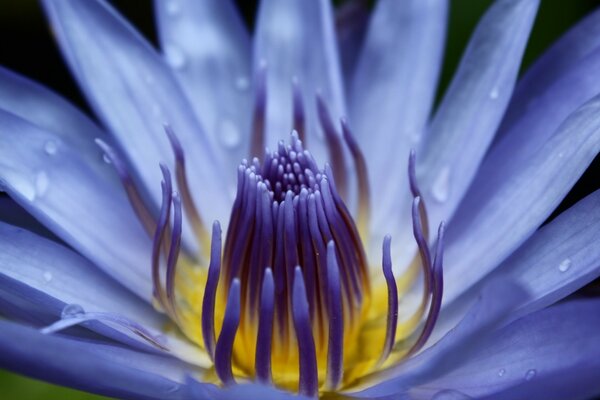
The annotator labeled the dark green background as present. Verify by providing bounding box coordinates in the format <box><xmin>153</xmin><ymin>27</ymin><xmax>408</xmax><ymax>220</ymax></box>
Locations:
<box><xmin>0</xmin><ymin>0</ymin><xmax>599</xmax><ymax>399</ymax></box>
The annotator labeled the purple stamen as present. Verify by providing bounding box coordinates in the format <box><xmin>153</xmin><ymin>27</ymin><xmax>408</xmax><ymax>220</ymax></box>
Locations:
<box><xmin>164</xmin><ymin>125</ymin><xmax>208</xmax><ymax>251</ymax></box>
<box><xmin>151</xmin><ymin>164</ymin><xmax>173</xmax><ymax>311</ymax></box>
<box><xmin>95</xmin><ymin>139</ymin><xmax>155</xmax><ymax>235</ymax></box>
<box><xmin>166</xmin><ymin>192</ymin><xmax>183</xmax><ymax>317</ymax></box>
<box><xmin>326</xmin><ymin>242</ymin><xmax>344</xmax><ymax>390</ymax></box>
<box><xmin>292</xmin><ymin>267</ymin><xmax>318</xmax><ymax>398</ymax></box>
<box><xmin>201</xmin><ymin>221</ymin><xmax>222</xmax><ymax>360</ymax></box>
<box><xmin>316</xmin><ymin>94</ymin><xmax>347</xmax><ymax>199</ymax></box>
<box><xmin>255</xmin><ymin>268</ymin><xmax>275</xmax><ymax>384</ymax></box>
<box><xmin>380</xmin><ymin>235</ymin><xmax>398</xmax><ymax>364</ymax></box>
<box><xmin>215</xmin><ymin>279</ymin><xmax>241</xmax><ymax>385</ymax></box>
<box><xmin>409</xmin><ymin>150</ymin><xmax>430</xmax><ymax>239</ymax></box>
<box><xmin>412</xmin><ymin>196</ymin><xmax>433</xmax><ymax>299</ymax></box>
<box><xmin>406</xmin><ymin>222</ymin><xmax>445</xmax><ymax>357</ymax></box>
<box><xmin>292</xmin><ymin>77</ymin><xmax>306</xmax><ymax>142</ymax></box>
<box><xmin>340</xmin><ymin>119</ymin><xmax>370</xmax><ymax>234</ymax></box>
<box><xmin>250</xmin><ymin>63</ymin><xmax>267</xmax><ymax>158</ymax></box>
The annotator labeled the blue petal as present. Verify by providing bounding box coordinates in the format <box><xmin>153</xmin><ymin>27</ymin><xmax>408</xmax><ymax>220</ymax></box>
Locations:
<box><xmin>0</xmin><ymin>220</ymin><xmax>162</xmax><ymax>328</ymax></box>
<box><xmin>351</xmin><ymin>281</ymin><xmax>528</xmax><ymax>398</ymax></box>
<box><xmin>412</xmin><ymin>299</ymin><xmax>600</xmax><ymax>399</ymax></box>
<box><xmin>498</xmin><ymin>7</ymin><xmax>600</xmax><ymax>145</ymax></box>
<box><xmin>443</xmin><ymin>85</ymin><xmax>600</xmax><ymax>304</ymax></box>
<box><xmin>154</xmin><ymin>0</ymin><xmax>252</xmax><ymax>175</ymax></box>
<box><xmin>0</xmin><ymin>110</ymin><xmax>153</xmax><ymax>299</ymax></box>
<box><xmin>254</xmin><ymin>0</ymin><xmax>345</xmax><ymax>164</ymax></box>
<box><xmin>0</xmin><ymin>320</ymin><xmax>191</xmax><ymax>400</ymax></box>
<box><xmin>0</xmin><ymin>195</ymin><xmax>57</xmax><ymax>240</ymax></box>
<box><xmin>418</xmin><ymin>0</ymin><xmax>539</xmax><ymax>230</ymax></box>
<box><xmin>185</xmin><ymin>377</ymin><xmax>310</xmax><ymax>400</ymax></box>
<box><xmin>42</xmin><ymin>0</ymin><xmax>232</xmax><ymax>224</ymax></box>
<box><xmin>349</xmin><ymin>0</ymin><xmax>447</xmax><ymax>244</ymax></box>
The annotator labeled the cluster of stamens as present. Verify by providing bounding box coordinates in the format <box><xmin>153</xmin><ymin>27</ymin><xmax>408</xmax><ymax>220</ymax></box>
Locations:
<box><xmin>87</xmin><ymin>73</ymin><xmax>446</xmax><ymax>397</ymax></box>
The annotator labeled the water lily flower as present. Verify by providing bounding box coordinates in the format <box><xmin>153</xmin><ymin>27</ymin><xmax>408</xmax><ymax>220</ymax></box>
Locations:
<box><xmin>1</xmin><ymin>0</ymin><xmax>600</xmax><ymax>398</ymax></box>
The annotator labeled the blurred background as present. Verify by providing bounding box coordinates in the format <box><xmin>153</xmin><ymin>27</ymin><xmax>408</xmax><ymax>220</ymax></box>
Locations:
<box><xmin>0</xmin><ymin>0</ymin><xmax>599</xmax><ymax>398</ymax></box>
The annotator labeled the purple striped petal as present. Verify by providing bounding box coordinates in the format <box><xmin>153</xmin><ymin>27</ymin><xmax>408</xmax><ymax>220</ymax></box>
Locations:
<box><xmin>443</xmin><ymin>88</ymin><xmax>600</xmax><ymax>305</ymax></box>
<box><xmin>154</xmin><ymin>0</ymin><xmax>252</xmax><ymax>174</ymax></box>
<box><xmin>0</xmin><ymin>320</ymin><xmax>191</xmax><ymax>400</ymax></box>
<box><xmin>418</xmin><ymin>0</ymin><xmax>539</xmax><ymax>231</ymax></box>
<box><xmin>0</xmin><ymin>110</ymin><xmax>152</xmax><ymax>299</ymax></box>
<box><xmin>42</xmin><ymin>0</ymin><xmax>232</xmax><ymax>225</ymax></box>
<box><xmin>412</xmin><ymin>299</ymin><xmax>600</xmax><ymax>399</ymax></box>
<box><xmin>254</xmin><ymin>0</ymin><xmax>345</xmax><ymax>165</ymax></box>
<box><xmin>350</xmin><ymin>0</ymin><xmax>447</xmax><ymax>245</ymax></box>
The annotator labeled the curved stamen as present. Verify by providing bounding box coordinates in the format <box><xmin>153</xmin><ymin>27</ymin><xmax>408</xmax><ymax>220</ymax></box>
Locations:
<box><xmin>409</xmin><ymin>149</ymin><xmax>429</xmax><ymax>240</ymax></box>
<box><xmin>325</xmin><ymin>242</ymin><xmax>344</xmax><ymax>390</ymax></box>
<box><xmin>255</xmin><ymin>268</ymin><xmax>275</xmax><ymax>384</ymax></box>
<box><xmin>380</xmin><ymin>235</ymin><xmax>398</xmax><ymax>365</ymax></box>
<box><xmin>316</xmin><ymin>94</ymin><xmax>347</xmax><ymax>199</ymax></box>
<box><xmin>406</xmin><ymin>222</ymin><xmax>445</xmax><ymax>357</ymax></box>
<box><xmin>201</xmin><ymin>221</ymin><xmax>222</xmax><ymax>360</ymax></box>
<box><xmin>412</xmin><ymin>196</ymin><xmax>433</xmax><ymax>299</ymax></box>
<box><xmin>151</xmin><ymin>165</ymin><xmax>173</xmax><ymax>311</ymax></box>
<box><xmin>292</xmin><ymin>77</ymin><xmax>306</xmax><ymax>142</ymax></box>
<box><xmin>164</xmin><ymin>125</ymin><xmax>209</xmax><ymax>256</ymax></box>
<box><xmin>166</xmin><ymin>192</ymin><xmax>183</xmax><ymax>317</ymax></box>
<box><xmin>95</xmin><ymin>139</ymin><xmax>155</xmax><ymax>235</ymax></box>
<box><xmin>340</xmin><ymin>119</ymin><xmax>370</xmax><ymax>240</ymax></box>
<box><xmin>292</xmin><ymin>266</ymin><xmax>318</xmax><ymax>398</ymax></box>
<box><xmin>215</xmin><ymin>279</ymin><xmax>241</xmax><ymax>385</ymax></box>
<box><xmin>250</xmin><ymin>62</ymin><xmax>267</xmax><ymax>158</ymax></box>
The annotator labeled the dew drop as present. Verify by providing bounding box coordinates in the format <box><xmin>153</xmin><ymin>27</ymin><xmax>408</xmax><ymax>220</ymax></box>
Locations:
<box><xmin>61</xmin><ymin>304</ymin><xmax>85</xmax><ymax>319</ymax></box>
<box><xmin>165</xmin><ymin>45</ymin><xmax>187</xmax><ymax>69</ymax></box>
<box><xmin>431</xmin><ymin>166</ymin><xmax>451</xmax><ymax>203</ymax></box>
<box><xmin>558</xmin><ymin>258</ymin><xmax>572</xmax><ymax>273</ymax></box>
<box><xmin>165</xmin><ymin>0</ymin><xmax>180</xmax><ymax>16</ymax></box>
<box><xmin>35</xmin><ymin>171</ymin><xmax>49</xmax><ymax>198</ymax></box>
<box><xmin>44</xmin><ymin>140</ymin><xmax>58</xmax><ymax>155</ymax></box>
<box><xmin>489</xmin><ymin>87</ymin><xmax>499</xmax><ymax>100</ymax></box>
<box><xmin>525</xmin><ymin>369</ymin><xmax>537</xmax><ymax>381</ymax></box>
<box><xmin>235</xmin><ymin>76</ymin><xmax>250</xmax><ymax>91</ymax></box>
<box><xmin>498</xmin><ymin>368</ymin><xmax>506</xmax><ymax>377</ymax></box>
<box><xmin>43</xmin><ymin>271</ymin><xmax>53</xmax><ymax>283</ymax></box>
<box><xmin>220</xmin><ymin>119</ymin><xmax>241</xmax><ymax>149</ymax></box>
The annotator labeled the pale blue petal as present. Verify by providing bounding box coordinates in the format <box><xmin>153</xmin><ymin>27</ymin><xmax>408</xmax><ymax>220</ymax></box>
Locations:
<box><xmin>154</xmin><ymin>0</ymin><xmax>252</xmax><ymax>175</ymax></box>
<box><xmin>184</xmin><ymin>377</ymin><xmax>309</xmax><ymax>400</ymax></box>
<box><xmin>254</xmin><ymin>0</ymin><xmax>345</xmax><ymax>164</ymax></box>
<box><xmin>350</xmin><ymin>281</ymin><xmax>528</xmax><ymax>398</ymax></box>
<box><xmin>0</xmin><ymin>320</ymin><xmax>191</xmax><ymax>400</ymax></box>
<box><xmin>42</xmin><ymin>0</ymin><xmax>232</xmax><ymax>225</ymax></box>
<box><xmin>443</xmin><ymin>83</ymin><xmax>600</xmax><ymax>304</ymax></box>
<box><xmin>498</xmin><ymin>7</ymin><xmax>600</xmax><ymax>144</ymax></box>
<box><xmin>0</xmin><ymin>110</ymin><xmax>152</xmax><ymax>299</ymax></box>
<box><xmin>429</xmin><ymin>188</ymin><xmax>600</xmax><ymax>356</ymax></box>
<box><xmin>0</xmin><ymin>195</ymin><xmax>57</xmax><ymax>240</ymax></box>
<box><xmin>350</xmin><ymin>0</ymin><xmax>447</xmax><ymax>245</ymax></box>
<box><xmin>335</xmin><ymin>0</ymin><xmax>370</xmax><ymax>90</ymax></box>
<box><xmin>412</xmin><ymin>300</ymin><xmax>600</xmax><ymax>399</ymax></box>
<box><xmin>418</xmin><ymin>0</ymin><xmax>539</xmax><ymax>230</ymax></box>
<box><xmin>0</xmin><ymin>221</ymin><xmax>161</xmax><ymax>330</ymax></box>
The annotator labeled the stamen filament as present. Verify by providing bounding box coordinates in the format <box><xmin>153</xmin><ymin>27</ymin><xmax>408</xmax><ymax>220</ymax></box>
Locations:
<box><xmin>201</xmin><ymin>221</ymin><xmax>222</xmax><ymax>360</ymax></box>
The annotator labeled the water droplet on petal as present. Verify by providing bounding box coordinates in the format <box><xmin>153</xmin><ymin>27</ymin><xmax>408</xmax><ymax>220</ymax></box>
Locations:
<box><xmin>44</xmin><ymin>140</ymin><xmax>58</xmax><ymax>155</ymax></box>
<box><xmin>43</xmin><ymin>271</ymin><xmax>53</xmax><ymax>283</ymax></box>
<box><xmin>165</xmin><ymin>0</ymin><xmax>180</xmax><ymax>16</ymax></box>
<box><xmin>433</xmin><ymin>389</ymin><xmax>473</xmax><ymax>400</ymax></box>
<box><xmin>165</xmin><ymin>45</ymin><xmax>187</xmax><ymax>69</ymax></box>
<box><xmin>431</xmin><ymin>166</ymin><xmax>451</xmax><ymax>203</ymax></box>
<box><xmin>61</xmin><ymin>304</ymin><xmax>85</xmax><ymax>319</ymax></box>
<box><xmin>498</xmin><ymin>368</ymin><xmax>506</xmax><ymax>377</ymax></box>
<box><xmin>35</xmin><ymin>171</ymin><xmax>49</xmax><ymax>198</ymax></box>
<box><xmin>220</xmin><ymin>119</ymin><xmax>241</xmax><ymax>149</ymax></box>
<box><xmin>525</xmin><ymin>369</ymin><xmax>537</xmax><ymax>381</ymax></box>
<box><xmin>558</xmin><ymin>258</ymin><xmax>572</xmax><ymax>273</ymax></box>
<box><xmin>490</xmin><ymin>87</ymin><xmax>499</xmax><ymax>100</ymax></box>
<box><xmin>235</xmin><ymin>76</ymin><xmax>250</xmax><ymax>91</ymax></box>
